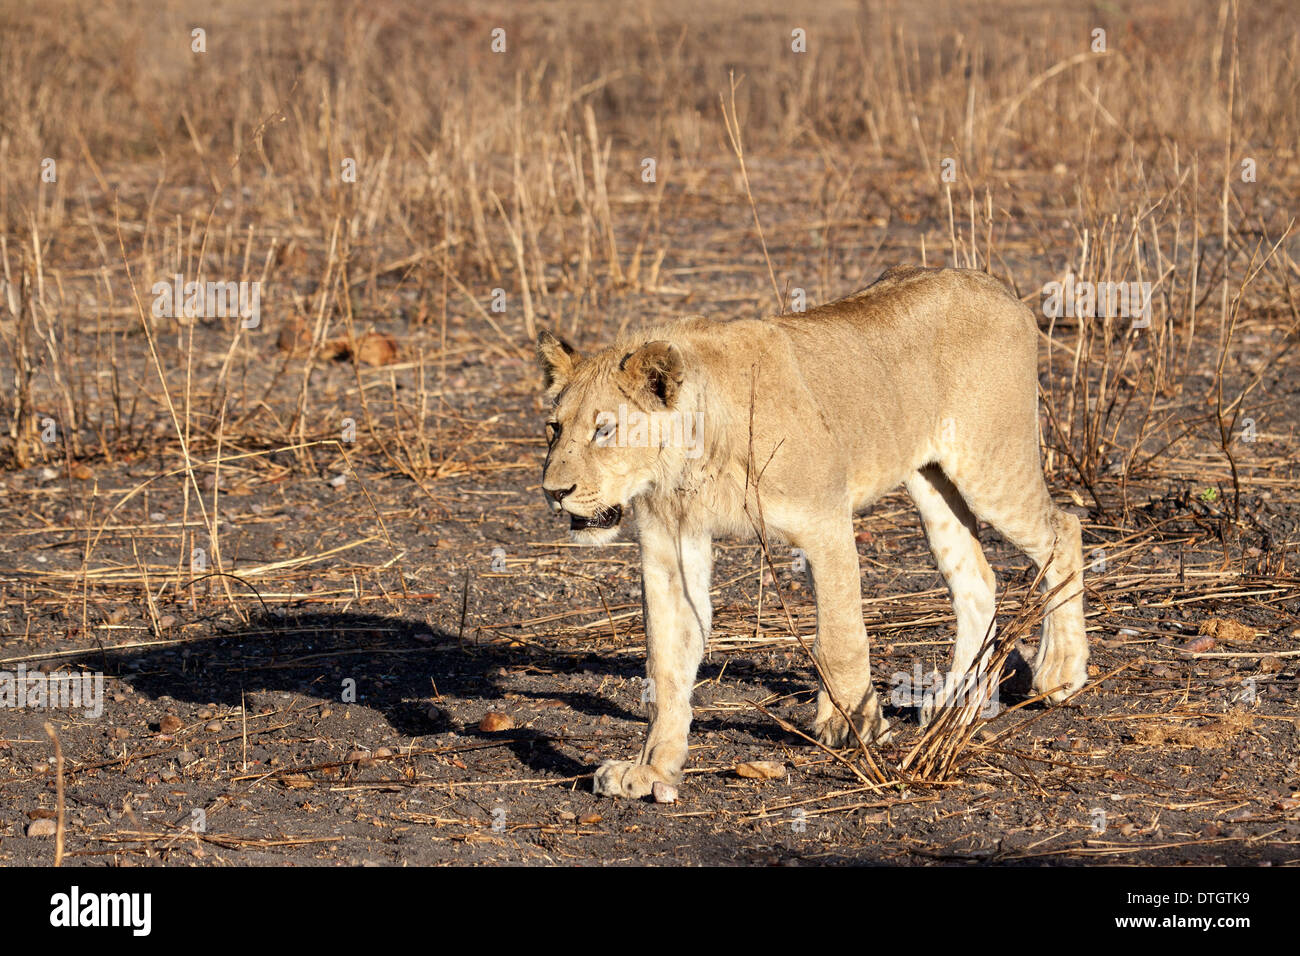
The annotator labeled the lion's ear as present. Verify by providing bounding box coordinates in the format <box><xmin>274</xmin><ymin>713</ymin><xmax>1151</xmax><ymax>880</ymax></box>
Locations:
<box><xmin>536</xmin><ymin>330</ymin><xmax>580</xmax><ymax>399</ymax></box>
<box><xmin>619</xmin><ymin>340</ymin><xmax>684</xmax><ymax>408</ymax></box>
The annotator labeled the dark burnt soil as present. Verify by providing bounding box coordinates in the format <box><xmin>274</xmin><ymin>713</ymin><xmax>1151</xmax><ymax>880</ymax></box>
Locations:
<box><xmin>1</xmin><ymin>316</ymin><xmax>1298</xmax><ymax>866</ymax></box>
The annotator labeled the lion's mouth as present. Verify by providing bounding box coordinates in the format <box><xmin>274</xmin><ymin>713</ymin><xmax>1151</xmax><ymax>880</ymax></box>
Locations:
<box><xmin>569</xmin><ymin>505</ymin><xmax>623</xmax><ymax>531</ymax></box>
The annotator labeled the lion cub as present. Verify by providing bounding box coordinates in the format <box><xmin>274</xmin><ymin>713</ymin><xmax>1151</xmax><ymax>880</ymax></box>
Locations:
<box><xmin>536</xmin><ymin>266</ymin><xmax>1088</xmax><ymax>798</ymax></box>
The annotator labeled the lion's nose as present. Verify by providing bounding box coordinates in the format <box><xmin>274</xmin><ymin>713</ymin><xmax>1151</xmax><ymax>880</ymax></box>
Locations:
<box><xmin>547</xmin><ymin>483</ymin><xmax>577</xmax><ymax>502</ymax></box>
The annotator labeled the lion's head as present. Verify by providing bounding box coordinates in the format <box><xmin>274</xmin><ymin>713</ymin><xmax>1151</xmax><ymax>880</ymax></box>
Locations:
<box><xmin>535</xmin><ymin>329</ymin><xmax>692</xmax><ymax>544</ymax></box>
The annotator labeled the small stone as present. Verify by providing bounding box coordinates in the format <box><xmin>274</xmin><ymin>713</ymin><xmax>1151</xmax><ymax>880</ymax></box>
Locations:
<box><xmin>479</xmin><ymin>712</ymin><xmax>514</xmax><ymax>732</ymax></box>
<box><xmin>1260</xmin><ymin>656</ymin><xmax>1284</xmax><ymax>674</ymax></box>
<box><xmin>205</xmin><ymin>721</ymin><xmax>222</xmax><ymax>732</ymax></box>
<box><xmin>345</xmin><ymin>749</ymin><xmax>374</xmax><ymax>767</ymax></box>
<box><xmin>354</xmin><ymin>331</ymin><xmax>399</xmax><ymax>367</ymax></box>
<box><xmin>157</xmin><ymin>712</ymin><xmax>183</xmax><ymax>738</ymax></box>
<box><xmin>1182</xmin><ymin>635</ymin><xmax>1216</xmax><ymax>654</ymax></box>
<box><xmin>27</xmin><ymin>819</ymin><xmax>58</xmax><ymax>838</ymax></box>
<box><xmin>651</xmin><ymin>781</ymin><xmax>677</xmax><ymax>804</ymax></box>
<box><xmin>579</xmin><ymin>812</ymin><xmax>602</xmax><ymax>825</ymax></box>
<box><xmin>158</xmin><ymin>715</ymin><xmax>183</xmax><ymax>735</ymax></box>
<box><xmin>373</xmin><ymin>747</ymin><xmax>393</xmax><ymax>759</ymax></box>
<box><xmin>111</xmin><ymin>727</ymin><xmax>130</xmax><ymax>740</ymax></box>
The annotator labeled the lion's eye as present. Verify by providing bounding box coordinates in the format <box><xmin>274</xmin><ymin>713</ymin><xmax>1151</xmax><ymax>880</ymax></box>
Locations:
<box><xmin>545</xmin><ymin>421</ymin><xmax>561</xmax><ymax>445</ymax></box>
<box><xmin>592</xmin><ymin>420</ymin><xmax>616</xmax><ymax>444</ymax></box>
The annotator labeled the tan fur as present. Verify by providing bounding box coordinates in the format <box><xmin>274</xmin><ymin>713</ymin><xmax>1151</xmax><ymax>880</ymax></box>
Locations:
<box><xmin>536</xmin><ymin>266</ymin><xmax>1088</xmax><ymax>798</ymax></box>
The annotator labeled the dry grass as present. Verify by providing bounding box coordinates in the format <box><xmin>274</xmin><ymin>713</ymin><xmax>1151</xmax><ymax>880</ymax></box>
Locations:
<box><xmin>3</xmin><ymin>0</ymin><xmax>1297</xmax><ymax>477</ymax></box>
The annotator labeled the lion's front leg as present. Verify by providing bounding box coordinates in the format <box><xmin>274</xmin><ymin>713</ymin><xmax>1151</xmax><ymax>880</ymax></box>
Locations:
<box><xmin>800</xmin><ymin>518</ymin><xmax>892</xmax><ymax>748</ymax></box>
<box><xmin>594</xmin><ymin>522</ymin><xmax>711</xmax><ymax>798</ymax></box>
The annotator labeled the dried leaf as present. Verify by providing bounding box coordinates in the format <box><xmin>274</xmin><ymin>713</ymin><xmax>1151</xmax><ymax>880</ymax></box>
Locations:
<box><xmin>735</xmin><ymin>760</ymin><xmax>785</xmax><ymax>780</ymax></box>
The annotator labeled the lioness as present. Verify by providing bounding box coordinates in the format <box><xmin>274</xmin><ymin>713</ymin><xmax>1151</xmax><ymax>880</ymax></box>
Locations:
<box><xmin>535</xmin><ymin>266</ymin><xmax>1087</xmax><ymax>798</ymax></box>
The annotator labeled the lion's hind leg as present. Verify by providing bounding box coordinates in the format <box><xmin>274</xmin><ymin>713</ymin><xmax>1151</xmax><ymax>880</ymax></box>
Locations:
<box><xmin>941</xmin><ymin>456</ymin><xmax>1089</xmax><ymax>707</ymax></box>
<box><xmin>905</xmin><ymin>465</ymin><xmax>998</xmax><ymax>726</ymax></box>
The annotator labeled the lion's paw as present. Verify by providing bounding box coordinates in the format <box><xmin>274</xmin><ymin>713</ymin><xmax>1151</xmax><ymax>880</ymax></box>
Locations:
<box><xmin>1032</xmin><ymin>647</ymin><xmax>1089</xmax><ymax>705</ymax></box>
<box><xmin>592</xmin><ymin>760</ymin><xmax>674</xmax><ymax>799</ymax></box>
<box><xmin>917</xmin><ymin>685</ymin><xmax>945</xmax><ymax>729</ymax></box>
<box><xmin>814</xmin><ymin>704</ymin><xmax>892</xmax><ymax>749</ymax></box>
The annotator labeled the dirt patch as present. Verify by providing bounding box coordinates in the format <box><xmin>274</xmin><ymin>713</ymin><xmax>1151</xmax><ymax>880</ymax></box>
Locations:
<box><xmin>1199</xmin><ymin>618</ymin><xmax>1259</xmax><ymax>644</ymax></box>
<box><xmin>1132</xmin><ymin>712</ymin><xmax>1256</xmax><ymax>749</ymax></box>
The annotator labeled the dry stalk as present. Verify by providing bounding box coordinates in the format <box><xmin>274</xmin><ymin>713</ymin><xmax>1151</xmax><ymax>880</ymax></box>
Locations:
<box><xmin>43</xmin><ymin>721</ymin><xmax>66</xmax><ymax>867</ymax></box>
